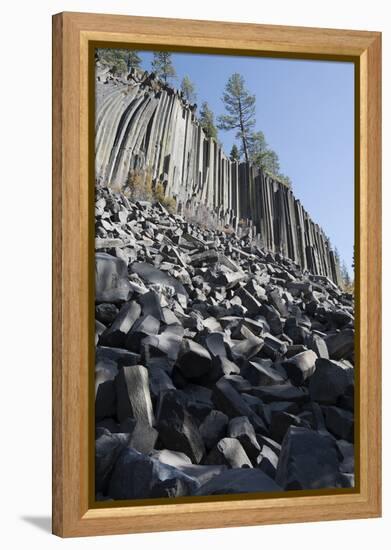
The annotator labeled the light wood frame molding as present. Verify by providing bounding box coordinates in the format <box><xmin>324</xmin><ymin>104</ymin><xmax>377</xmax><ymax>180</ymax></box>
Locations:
<box><xmin>52</xmin><ymin>11</ymin><xmax>381</xmax><ymax>538</ymax></box>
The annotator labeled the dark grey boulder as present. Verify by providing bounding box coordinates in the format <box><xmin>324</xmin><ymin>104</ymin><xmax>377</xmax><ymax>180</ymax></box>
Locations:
<box><xmin>177</xmin><ymin>339</ymin><xmax>212</xmax><ymax>379</ymax></box>
<box><xmin>336</xmin><ymin>440</ymin><xmax>355</xmax><ymax>474</ymax></box>
<box><xmin>96</xmin><ymin>380</ymin><xmax>116</xmax><ymax>420</ymax></box>
<box><xmin>95</xmin><ymin>303</ymin><xmax>119</xmax><ymax>326</ymax></box>
<box><xmin>223</xmin><ymin>374</ymin><xmax>252</xmax><ymax>393</ymax></box>
<box><xmin>147</xmin><ymin>366</ymin><xmax>175</xmax><ymax>400</ymax></box>
<box><xmin>323</xmin><ymin>406</ymin><xmax>354</xmax><ymax>442</ymax></box>
<box><xmin>329</xmin><ymin>309</ymin><xmax>354</xmax><ymax>328</ymax></box>
<box><xmin>95</xmin><ymin>320</ymin><xmax>106</xmax><ymax>345</ymax></box>
<box><xmin>142</xmin><ymin>324</ymin><xmax>184</xmax><ymax>362</ymax></box>
<box><xmin>115</xmin><ymin>365</ymin><xmax>154</xmax><ymax>425</ymax></box>
<box><xmin>189</xmin><ymin>249</ymin><xmax>219</xmax><ymax>267</ymax></box>
<box><xmin>249</xmin><ymin>383</ymin><xmax>309</xmax><ymax>404</ymax></box>
<box><xmin>276</xmin><ymin>426</ymin><xmax>341</xmax><ymax>490</ymax></box>
<box><xmin>284</xmin><ymin>318</ymin><xmax>311</xmax><ymax>345</ymax></box>
<box><xmin>210</xmin><ymin>356</ymin><xmax>240</xmax><ymax>380</ymax></box>
<box><xmin>125</xmin><ymin>314</ymin><xmax>160</xmax><ymax>351</ymax></box>
<box><xmin>281</xmin><ymin>350</ymin><xmax>317</xmax><ymax>385</ymax></box>
<box><xmin>179</xmin><ymin>464</ymin><xmax>227</xmax><ymax>485</ymax></box>
<box><xmin>108</xmin><ymin>448</ymin><xmax>199</xmax><ymax>499</ymax></box>
<box><xmin>96</xmin><ymin>346</ymin><xmax>141</xmax><ymax>368</ymax></box>
<box><xmin>285</xmin><ymin>344</ymin><xmax>308</xmax><ymax>358</ymax></box>
<box><xmin>261</xmin><ymin>334</ymin><xmax>288</xmax><ymax>360</ymax></box>
<box><xmin>308</xmin><ymin>358</ymin><xmax>354</xmax><ymax>404</ymax></box>
<box><xmin>260</xmin><ymin>304</ymin><xmax>283</xmax><ymax>336</ymax></box>
<box><xmin>231</xmin><ymin>327</ymin><xmax>264</xmax><ymax>361</ymax></box>
<box><xmin>228</xmin><ymin>416</ymin><xmax>261</xmax><ymax>460</ymax></box>
<box><xmin>100</xmin><ymin>301</ymin><xmax>141</xmax><ymax>347</ymax></box>
<box><xmin>139</xmin><ymin>289</ymin><xmax>165</xmax><ymax>322</ymax></box>
<box><xmin>310</xmin><ymin>333</ymin><xmax>329</xmax><ymax>359</ymax></box>
<box><xmin>149</xmin><ymin>449</ymin><xmax>192</xmax><ymax>467</ymax></box>
<box><xmin>268</xmin><ymin>288</ymin><xmax>288</xmax><ymax>317</ymax></box>
<box><xmin>199</xmin><ymin>410</ymin><xmax>229</xmax><ymax>450</ymax></box>
<box><xmin>157</xmin><ymin>390</ymin><xmax>205</xmax><ymax>463</ymax></box>
<box><xmin>270</xmin><ymin>411</ymin><xmax>311</xmax><ymax>443</ymax></box>
<box><xmin>205</xmin><ymin>333</ymin><xmax>227</xmax><ymax>358</ymax></box>
<box><xmin>338</xmin><ymin>473</ymin><xmax>355</xmax><ymax>488</ymax></box>
<box><xmin>130</xmin><ymin>262</ymin><xmax>188</xmax><ymax>300</ymax></box>
<box><xmin>257</xmin><ymin>444</ymin><xmax>279</xmax><ymax>478</ymax></box>
<box><xmin>326</xmin><ymin>329</ymin><xmax>355</xmax><ymax>360</ymax></box>
<box><xmin>213</xmin><ymin>377</ymin><xmax>267</xmax><ymax>433</ymax></box>
<box><xmin>95</xmin><ymin>429</ymin><xmax>130</xmax><ymax>495</ymax></box>
<box><xmin>243</xmin><ymin>358</ymin><xmax>286</xmax><ymax>386</ymax></box>
<box><xmin>235</xmin><ymin>287</ymin><xmax>262</xmax><ymax>315</ymax></box>
<box><xmin>196</xmin><ymin>467</ymin><xmax>282</xmax><ymax>495</ymax></box>
<box><xmin>205</xmin><ymin>437</ymin><xmax>252</xmax><ymax>468</ymax></box>
<box><xmin>126</xmin><ymin>420</ymin><xmax>158</xmax><ymax>454</ymax></box>
<box><xmin>256</xmin><ymin>434</ymin><xmax>281</xmax><ymax>456</ymax></box>
<box><xmin>95</xmin><ymin>253</ymin><xmax>132</xmax><ymax>303</ymax></box>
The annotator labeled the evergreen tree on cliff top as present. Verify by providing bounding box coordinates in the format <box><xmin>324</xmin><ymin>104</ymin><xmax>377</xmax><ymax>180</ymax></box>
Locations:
<box><xmin>96</xmin><ymin>48</ymin><xmax>141</xmax><ymax>74</ymax></box>
<box><xmin>230</xmin><ymin>144</ymin><xmax>240</xmax><ymax>161</ymax></box>
<box><xmin>217</xmin><ymin>73</ymin><xmax>256</xmax><ymax>164</ymax></box>
<box><xmin>199</xmin><ymin>102</ymin><xmax>218</xmax><ymax>140</ymax></box>
<box><xmin>247</xmin><ymin>131</ymin><xmax>291</xmax><ymax>188</ymax></box>
<box><xmin>181</xmin><ymin>75</ymin><xmax>197</xmax><ymax>103</ymax></box>
<box><xmin>151</xmin><ymin>52</ymin><xmax>177</xmax><ymax>84</ymax></box>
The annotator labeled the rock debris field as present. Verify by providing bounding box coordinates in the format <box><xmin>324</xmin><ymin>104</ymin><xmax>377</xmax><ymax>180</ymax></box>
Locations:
<box><xmin>95</xmin><ymin>186</ymin><xmax>355</xmax><ymax>501</ymax></box>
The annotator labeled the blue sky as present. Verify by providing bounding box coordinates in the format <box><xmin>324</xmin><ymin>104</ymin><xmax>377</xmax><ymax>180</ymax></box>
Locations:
<box><xmin>136</xmin><ymin>51</ymin><xmax>355</xmax><ymax>276</ymax></box>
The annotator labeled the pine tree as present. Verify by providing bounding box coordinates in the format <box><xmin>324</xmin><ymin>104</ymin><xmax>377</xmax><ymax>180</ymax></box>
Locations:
<box><xmin>217</xmin><ymin>73</ymin><xmax>256</xmax><ymax>163</ymax></box>
<box><xmin>258</xmin><ymin>149</ymin><xmax>280</xmax><ymax>175</ymax></box>
<box><xmin>180</xmin><ymin>75</ymin><xmax>197</xmax><ymax>103</ymax></box>
<box><xmin>247</xmin><ymin>131</ymin><xmax>267</xmax><ymax>162</ymax></box>
<box><xmin>245</xmin><ymin>130</ymin><xmax>292</xmax><ymax>186</ymax></box>
<box><xmin>199</xmin><ymin>102</ymin><xmax>218</xmax><ymax>140</ymax></box>
<box><xmin>246</xmin><ymin>131</ymin><xmax>279</xmax><ymax>174</ymax></box>
<box><xmin>230</xmin><ymin>144</ymin><xmax>240</xmax><ymax>161</ymax></box>
<box><xmin>151</xmin><ymin>52</ymin><xmax>176</xmax><ymax>84</ymax></box>
<box><xmin>125</xmin><ymin>51</ymin><xmax>142</xmax><ymax>71</ymax></box>
<box><xmin>96</xmin><ymin>48</ymin><xmax>141</xmax><ymax>74</ymax></box>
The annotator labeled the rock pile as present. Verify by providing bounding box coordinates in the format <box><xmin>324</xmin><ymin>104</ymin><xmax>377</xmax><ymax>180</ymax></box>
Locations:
<box><xmin>95</xmin><ymin>186</ymin><xmax>355</xmax><ymax>500</ymax></box>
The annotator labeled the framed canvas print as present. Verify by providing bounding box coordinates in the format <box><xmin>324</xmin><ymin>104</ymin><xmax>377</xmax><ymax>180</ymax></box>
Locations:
<box><xmin>52</xmin><ymin>12</ymin><xmax>381</xmax><ymax>537</ymax></box>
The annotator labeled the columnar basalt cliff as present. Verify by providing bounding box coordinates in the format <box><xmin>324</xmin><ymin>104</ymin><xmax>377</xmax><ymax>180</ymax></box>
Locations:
<box><xmin>96</xmin><ymin>68</ymin><xmax>340</xmax><ymax>285</ymax></box>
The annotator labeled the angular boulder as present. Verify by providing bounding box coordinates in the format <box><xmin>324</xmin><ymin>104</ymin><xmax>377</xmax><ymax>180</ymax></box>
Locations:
<box><xmin>276</xmin><ymin>426</ymin><xmax>341</xmax><ymax>489</ymax></box>
<box><xmin>115</xmin><ymin>365</ymin><xmax>154</xmax><ymax>425</ymax></box>
<box><xmin>108</xmin><ymin>448</ymin><xmax>199</xmax><ymax>499</ymax></box>
<box><xmin>199</xmin><ymin>410</ymin><xmax>229</xmax><ymax>450</ymax></box>
<box><xmin>308</xmin><ymin>358</ymin><xmax>354</xmax><ymax>404</ymax></box>
<box><xmin>177</xmin><ymin>339</ymin><xmax>212</xmax><ymax>379</ymax></box>
<box><xmin>99</xmin><ymin>301</ymin><xmax>141</xmax><ymax>347</ymax></box>
<box><xmin>205</xmin><ymin>437</ymin><xmax>252</xmax><ymax>469</ymax></box>
<box><xmin>95</xmin><ymin>253</ymin><xmax>132</xmax><ymax>303</ymax></box>
<box><xmin>95</xmin><ymin>429</ymin><xmax>130</xmax><ymax>495</ymax></box>
<box><xmin>196</xmin><ymin>467</ymin><xmax>282</xmax><ymax>495</ymax></box>
<box><xmin>281</xmin><ymin>350</ymin><xmax>317</xmax><ymax>385</ymax></box>
<box><xmin>157</xmin><ymin>390</ymin><xmax>205</xmax><ymax>463</ymax></box>
<box><xmin>228</xmin><ymin>416</ymin><xmax>261</xmax><ymax>460</ymax></box>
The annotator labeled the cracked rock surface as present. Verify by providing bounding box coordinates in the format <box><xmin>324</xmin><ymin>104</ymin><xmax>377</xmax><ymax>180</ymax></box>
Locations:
<box><xmin>94</xmin><ymin>186</ymin><xmax>355</xmax><ymax>501</ymax></box>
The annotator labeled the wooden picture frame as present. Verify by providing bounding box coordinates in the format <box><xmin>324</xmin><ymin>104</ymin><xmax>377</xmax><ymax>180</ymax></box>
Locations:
<box><xmin>52</xmin><ymin>11</ymin><xmax>381</xmax><ymax>537</ymax></box>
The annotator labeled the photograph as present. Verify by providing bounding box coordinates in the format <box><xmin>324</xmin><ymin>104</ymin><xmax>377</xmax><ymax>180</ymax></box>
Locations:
<box><xmin>94</xmin><ymin>47</ymin><xmax>355</xmax><ymax>502</ymax></box>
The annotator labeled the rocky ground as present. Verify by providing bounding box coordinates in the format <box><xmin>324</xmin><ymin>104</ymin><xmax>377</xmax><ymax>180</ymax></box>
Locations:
<box><xmin>95</xmin><ymin>186</ymin><xmax>355</xmax><ymax>501</ymax></box>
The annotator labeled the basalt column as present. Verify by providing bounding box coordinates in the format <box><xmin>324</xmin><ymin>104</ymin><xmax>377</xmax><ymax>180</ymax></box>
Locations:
<box><xmin>96</xmin><ymin>69</ymin><xmax>342</xmax><ymax>284</ymax></box>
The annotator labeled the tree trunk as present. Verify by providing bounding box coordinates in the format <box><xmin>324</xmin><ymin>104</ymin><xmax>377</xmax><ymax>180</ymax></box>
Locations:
<box><xmin>238</xmin><ymin>98</ymin><xmax>249</xmax><ymax>164</ymax></box>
